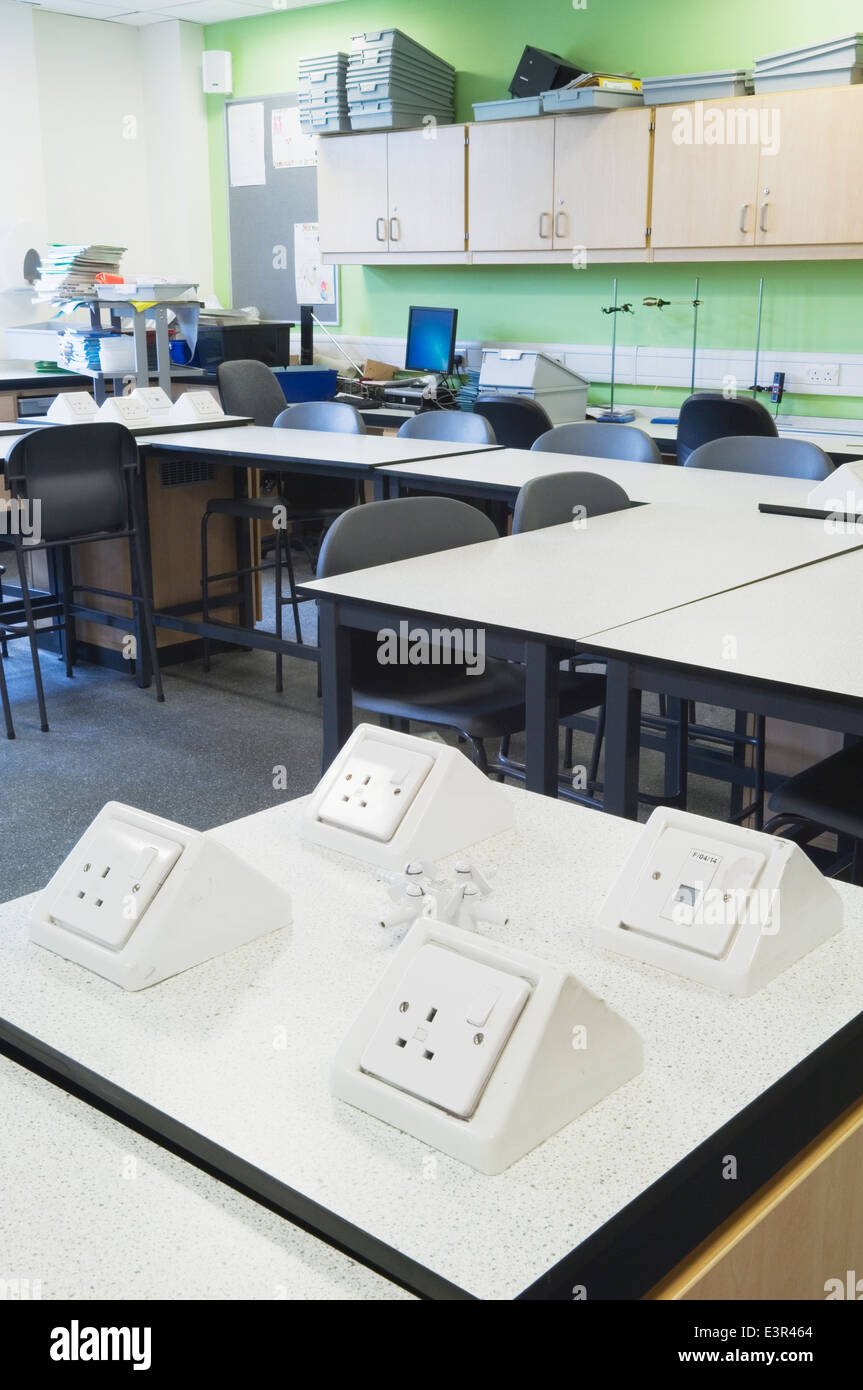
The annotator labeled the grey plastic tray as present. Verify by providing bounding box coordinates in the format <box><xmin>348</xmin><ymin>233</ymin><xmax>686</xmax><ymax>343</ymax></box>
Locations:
<box><xmin>641</xmin><ymin>70</ymin><xmax>753</xmax><ymax>103</ymax></box>
<box><xmin>753</xmin><ymin>68</ymin><xmax>863</xmax><ymax>92</ymax></box>
<box><xmin>349</xmin><ymin>104</ymin><xmax>454</xmax><ymax>131</ymax></box>
<box><xmin>350</xmin><ymin>28</ymin><xmax>454</xmax><ymax>77</ymax></box>
<box><xmin>542</xmin><ymin>86</ymin><xmax>643</xmax><ymax>112</ymax></box>
<box><xmin>472</xmin><ymin>96</ymin><xmax>542</xmax><ymax>121</ymax></box>
<box><xmin>755</xmin><ymin>33</ymin><xmax>863</xmax><ymax>73</ymax></box>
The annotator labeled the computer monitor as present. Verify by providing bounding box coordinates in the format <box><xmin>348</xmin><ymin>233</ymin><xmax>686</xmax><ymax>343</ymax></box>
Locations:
<box><xmin>404</xmin><ymin>306</ymin><xmax>458</xmax><ymax>376</ymax></box>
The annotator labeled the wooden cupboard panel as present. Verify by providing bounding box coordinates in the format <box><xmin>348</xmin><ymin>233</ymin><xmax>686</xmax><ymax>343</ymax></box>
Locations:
<box><xmin>756</xmin><ymin>86</ymin><xmax>863</xmax><ymax>246</ymax></box>
<box><xmin>387</xmin><ymin>126</ymin><xmax>466</xmax><ymax>253</ymax></box>
<box><xmin>468</xmin><ymin>118</ymin><xmax>555</xmax><ymax>252</ymax></box>
<box><xmin>317</xmin><ymin>133</ymin><xmax>389</xmax><ymax>254</ymax></box>
<box><xmin>651</xmin><ymin>98</ymin><xmax>761</xmax><ymax>249</ymax></box>
<box><xmin>553</xmin><ymin>109</ymin><xmax>652</xmax><ymax>251</ymax></box>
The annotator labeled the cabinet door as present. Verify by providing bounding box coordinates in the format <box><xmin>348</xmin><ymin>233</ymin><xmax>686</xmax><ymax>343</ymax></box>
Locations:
<box><xmin>317</xmin><ymin>133</ymin><xmax>389</xmax><ymax>254</ymax></box>
<box><xmin>386</xmin><ymin>127</ymin><xmax>466</xmax><ymax>253</ymax></box>
<box><xmin>756</xmin><ymin>87</ymin><xmax>863</xmax><ymax>246</ymax></box>
<box><xmin>467</xmin><ymin>119</ymin><xmax>556</xmax><ymax>251</ymax></box>
<box><xmin>552</xmin><ymin>109</ymin><xmax>652</xmax><ymax>251</ymax></box>
<box><xmin>651</xmin><ymin>98</ymin><xmax>761</xmax><ymax>249</ymax></box>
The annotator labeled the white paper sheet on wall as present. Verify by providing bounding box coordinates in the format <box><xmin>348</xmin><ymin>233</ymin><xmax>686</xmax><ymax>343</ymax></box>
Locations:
<box><xmin>294</xmin><ymin>222</ymin><xmax>337</xmax><ymax>307</ymax></box>
<box><xmin>228</xmin><ymin>102</ymin><xmax>266</xmax><ymax>188</ymax></box>
<box><xmin>272</xmin><ymin>107</ymin><xmax>317</xmax><ymax>169</ymax></box>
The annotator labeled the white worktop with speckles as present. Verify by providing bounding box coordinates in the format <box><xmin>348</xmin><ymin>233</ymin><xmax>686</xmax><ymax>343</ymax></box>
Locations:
<box><xmin>2</xmin><ymin>789</ymin><xmax>862</xmax><ymax>1300</ymax></box>
<box><xmin>0</xmin><ymin>1054</ymin><xmax>414</xmax><ymax>1301</ymax></box>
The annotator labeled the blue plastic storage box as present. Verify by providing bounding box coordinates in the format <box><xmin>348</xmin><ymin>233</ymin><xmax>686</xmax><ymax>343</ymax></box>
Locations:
<box><xmin>273</xmin><ymin>365</ymin><xmax>338</xmax><ymax>403</ymax></box>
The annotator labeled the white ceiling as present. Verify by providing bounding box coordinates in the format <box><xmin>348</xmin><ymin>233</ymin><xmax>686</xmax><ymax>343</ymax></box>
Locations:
<box><xmin>13</xmin><ymin>0</ymin><xmax>343</xmax><ymax>27</ymax></box>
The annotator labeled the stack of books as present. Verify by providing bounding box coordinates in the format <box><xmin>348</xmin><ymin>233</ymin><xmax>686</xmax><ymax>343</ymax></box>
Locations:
<box><xmin>36</xmin><ymin>244</ymin><xmax>126</xmax><ymax>300</ymax></box>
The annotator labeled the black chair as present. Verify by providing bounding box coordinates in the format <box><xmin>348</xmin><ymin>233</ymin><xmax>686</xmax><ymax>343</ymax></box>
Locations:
<box><xmin>316</xmin><ymin>495</ymin><xmax>606</xmax><ymax>782</ymax></box>
<box><xmin>397</xmin><ymin>411</ymin><xmax>497</xmax><ymax>444</ymax></box>
<box><xmin>685</xmin><ymin>435</ymin><xmax>833</xmax><ymax>480</ymax></box>
<box><xmin>3</xmin><ymin>423</ymin><xmax>163</xmax><ymax>732</ymax></box>
<box><xmin>766</xmin><ymin>743</ymin><xmax>863</xmax><ymax>884</ymax></box>
<box><xmin>532</xmin><ymin>421</ymin><xmax>663</xmax><ymax>465</ymax></box>
<box><xmin>473</xmin><ymin>395</ymin><xmax>553</xmax><ymax>449</ymax></box>
<box><xmin>676</xmin><ymin>392</ymin><xmax>778</xmax><ymax>466</ymax></box>
<box><xmin>201</xmin><ymin>399</ymin><xmax>365</xmax><ymax>691</ymax></box>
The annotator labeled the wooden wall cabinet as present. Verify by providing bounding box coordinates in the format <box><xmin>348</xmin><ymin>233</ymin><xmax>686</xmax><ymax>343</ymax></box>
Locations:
<box><xmin>318</xmin><ymin>127</ymin><xmax>467</xmax><ymax>263</ymax></box>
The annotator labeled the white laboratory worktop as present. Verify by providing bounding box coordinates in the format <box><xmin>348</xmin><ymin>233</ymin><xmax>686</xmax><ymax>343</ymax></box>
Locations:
<box><xmin>379</xmin><ymin>447</ymin><xmax>813</xmax><ymax>510</ymax></box>
<box><xmin>143</xmin><ymin>424</ymin><xmax>502</xmax><ymax>469</ymax></box>
<box><xmin>302</xmin><ymin>502</ymin><xmax>863</xmax><ymax>644</ymax></box>
<box><xmin>1</xmin><ymin>789</ymin><xmax>862</xmax><ymax>1300</ymax></box>
<box><xmin>0</xmin><ymin>1054</ymin><xmax>413</xmax><ymax>1302</ymax></box>
<box><xmin>588</xmin><ymin>404</ymin><xmax>863</xmax><ymax>459</ymax></box>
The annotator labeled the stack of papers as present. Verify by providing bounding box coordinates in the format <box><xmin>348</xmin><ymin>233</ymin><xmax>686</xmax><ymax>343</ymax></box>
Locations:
<box><xmin>57</xmin><ymin>329</ymin><xmax>124</xmax><ymax>373</ymax></box>
<box><xmin>36</xmin><ymin>244</ymin><xmax>126</xmax><ymax>300</ymax></box>
<box><xmin>566</xmin><ymin>72</ymin><xmax>642</xmax><ymax>92</ymax></box>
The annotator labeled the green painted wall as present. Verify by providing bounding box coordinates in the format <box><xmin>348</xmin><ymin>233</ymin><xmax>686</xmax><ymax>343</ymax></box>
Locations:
<box><xmin>204</xmin><ymin>0</ymin><xmax>863</xmax><ymax>416</ymax></box>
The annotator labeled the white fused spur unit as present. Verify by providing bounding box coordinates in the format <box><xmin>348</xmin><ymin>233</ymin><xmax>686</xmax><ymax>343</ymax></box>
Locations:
<box><xmin>30</xmin><ymin>801</ymin><xmax>291</xmax><ymax>991</ymax></box>
<box><xmin>808</xmin><ymin>459</ymin><xmax>863</xmax><ymax>515</ymax></box>
<box><xmin>98</xmin><ymin>395</ymin><xmax>152</xmax><ymax>429</ymax></box>
<box><xmin>46</xmin><ymin>392</ymin><xmax>98</xmax><ymax>424</ymax></box>
<box><xmin>302</xmin><ymin>723</ymin><xmax>515</xmax><ymax>870</ymax></box>
<box><xmin>332</xmin><ymin>918</ymin><xmax>643</xmax><ymax>1174</ymax></box>
<box><xmin>130</xmin><ymin>386</ymin><xmax>173</xmax><ymax>418</ymax></box>
<box><xmin>595</xmin><ymin>808</ymin><xmax>842</xmax><ymax>996</ymax></box>
<box><xmin>168</xmin><ymin>390</ymin><xmax>225</xmax><ymax>425</ymax></box>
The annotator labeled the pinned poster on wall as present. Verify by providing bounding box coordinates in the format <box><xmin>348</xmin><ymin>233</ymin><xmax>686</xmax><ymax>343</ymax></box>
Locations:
<box><xmin>294</xmin><ymin>222</ymin><xmax>338</xmax><ymax>313</ymax></box>
<box><xmin>227</xmin><ymin>100</ymin><xmax>265</xmax><ymax>188</ymax></box>
<box><xmin>272</xmin><ymin>107</ymin><xmax>317</xmax><ymax>169</ymax></box>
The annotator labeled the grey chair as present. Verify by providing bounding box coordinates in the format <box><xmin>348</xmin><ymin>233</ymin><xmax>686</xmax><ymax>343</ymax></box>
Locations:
<box><xmin>316</xmin><ymin>495</ymin><xmax>606</xmax><ymax>781</ymax></box>
<box><xmin>532</xmin><ymin>421</ymin><xmax>663</xmax><ymax>465</ymax></box>
<box><xmin>677</xmin><ymin>428</ymin><xmax>831</xmax><ymax>825</ymax></box>
<box><xmin>685</xmin><ymin>435</ymin><xmax>833</xmax><ymax>481</ymax></box>
<box><xmin>512</xmin><ymin>471</ymin><xmax>631</xmax><ymax>533</ymax></box>
<box><xmin>274</xmin><ymin>399</ymin><xmax>366</xmax><ymax>435</ymax></box>
<box><xmin>202</xmin><ymin>396</ymin><xmax>362</xmax><ymax>690</ymax></box>
<box><xmin>766</xmin><ymin>742</ymin><xmax>863</xmax><ymax>884</ymax></box>
<box><xmin>676</xmin><ymin>391</ymin><xmax>778</xmax><ymax>465</ymax></box>
<box><xmin>217</xmin><ymin>359</ymin><xmax>287</xmax><ymax>425</ymax></box>
<box><xmin>473</xmin><ymin>395</ymin><xmax>553</xmax><ymax>449</ymax></box>
<box><xmin>397</xmin><ymin>411</ymin><xmax>496</xmax><ymax>444</ymax></box>
<box><xmin>509</xmin><ymin>473</ymin><xmax>631</xmax><ymax>797</ymax></box>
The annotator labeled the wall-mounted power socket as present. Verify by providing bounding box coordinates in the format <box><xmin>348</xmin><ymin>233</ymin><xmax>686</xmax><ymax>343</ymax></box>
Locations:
<box><xmin>595</xmin><ymin>807</ymin><xmax>842</xmax><ymax>995</ymax></box>
<box><xmin>333</xmin><ymin>918</ymin><xmax>643</xmax><ymax>1173</ymax></box>
<box><xmin>30</xmin><ymin>802</ymin><xmax>291</xmax><ymax>990</ymax></box>
<box><xmin>806</xmin><ymin>364</ymin><xmax>840</xmax><ymax>386</ymax></box>
<box><xmin>303</xmin><ymin>724</ymin><xmax>515</xmax><ymax>870</ymax></box>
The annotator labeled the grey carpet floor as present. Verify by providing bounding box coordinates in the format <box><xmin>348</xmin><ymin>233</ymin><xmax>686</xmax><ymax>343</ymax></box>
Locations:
<box><xmin>1</xmin><ymin>568</ymin><xmax>735</xmax><ymax>901</ymax></box>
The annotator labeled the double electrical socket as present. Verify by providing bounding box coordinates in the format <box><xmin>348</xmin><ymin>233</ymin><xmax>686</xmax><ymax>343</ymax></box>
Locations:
<box><xmin>46</xmin><ymin>392</ymin><xmax>98</xmax><ymax>424</ymax></box>
<box><xmin>805</xmin><ymin>364</ymin><xmax>839</xmax><ymax>386</ymax></box>
<box><xmin>333</xmin><ymin>918</ymin><xmax>643</xmax><ymax>1173</ymax></box>
<box><xmin>169</xmin><ymin>391</ymin><xmax>225</xmax><ymax>424</ymax></box>
<box><xmin>30</xmin><ymin>802</ymin><xmax>291</xmax><ymax>990</ymax></box>
<box><xmin>595</xmin><ymin>807</ymin><xmax>842</xmax><ymax>995</ymax></box>
<box><xmin>303</xmin><ymin>724</ymin><xmax>515</xmax><ymax>869</ymax></box>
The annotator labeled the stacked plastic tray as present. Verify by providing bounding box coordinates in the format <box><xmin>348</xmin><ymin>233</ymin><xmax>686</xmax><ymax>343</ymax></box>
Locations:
<box><xmin>347</xmin><ymin>29</ymin><xmax>455</xmax><ymax>131</ymax></box>
<box><xmin>641</xmin><ymin>69</ymin><xmax>753</xmax><ymax>104</ymax></box>
<box><xmin>298</xmin><ymin>52</ymin><xmax>350</xmax><ymax>134</ymax></box>
<box><xmin>754</xmin><ymin>33</ymin><xmax>863</xmax><ymax>93</ymax></box>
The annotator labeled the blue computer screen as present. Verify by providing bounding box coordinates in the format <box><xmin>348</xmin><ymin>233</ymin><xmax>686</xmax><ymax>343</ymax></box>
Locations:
<box><xmin>404</xmin><ymin>306</ymin><xmax>458</xmax><ymax>374</ymax></box>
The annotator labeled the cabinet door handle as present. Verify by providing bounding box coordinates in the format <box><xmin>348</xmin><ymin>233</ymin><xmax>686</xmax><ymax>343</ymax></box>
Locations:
<box><xmin>739</xmin><ymin>202</ymin><xmax>750</xmax><ymax>234</ymax></box>
<box><xmin>539</xmin><ymin>212</ymin><xmax>552</xmax><ymax>239</ymax></box>
<box><xmin>389</xmin><ymin>216</ymin><xmax>400</xmax><ymax>242</ymax></box>
<box><xmin>759</xmin><ymin>201</ymin><xmax>770</xmax><ymax>233</ymax></box>
<box><xmin>554</xmin><ymin>210</ymin><xmax>568</xmax><ymax>239</ymax></box>
<box><xmin>375</xmin><ymin>217</ymin><xmax>387</xmax><ymax>242</ymax></box>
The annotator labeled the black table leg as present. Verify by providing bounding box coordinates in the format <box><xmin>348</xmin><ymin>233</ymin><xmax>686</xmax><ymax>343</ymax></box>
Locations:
<box><xmin>604</xmin><ymin>658</ymin><xmax>642</xmax><ymax>819</ymax></box>
<box><xmin>318</xmin><ymin>599</ymin><xmax>353</xmax><ymax>772</ymax></box>
<box><xmin>524</xmin><ymin>639</ymin><xmax>560</xmax><ymax>797</ymax></box>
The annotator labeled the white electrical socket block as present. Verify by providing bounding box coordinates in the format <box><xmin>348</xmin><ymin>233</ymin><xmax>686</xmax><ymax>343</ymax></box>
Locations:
<box><xmin>130</xmin><ymin>386</ymin><xmax>173</xmax><ymax>416</ymax></box>
<box><xmin>46</xmin><ymin>392</ymin><xmax>98</xmax><ymax>424</ymax></box>
<box><xmin>303</xmin><ymin>724</ymin><xmax>515</xmax><ymax>869</ymax></box>
<box><xmin>98</xmin><ymin>396</ymin><xmax>151</xmax><ymax>429</ymax></box>
<box><xmin>595</xmin><ymin>807</ymin><xmax>842</xmax><ymax>996</ymax></box>
<box><xmin>808</xmin><ymin>460</ymin><xmax>863</xmax><ymax>515</ymax></box>
<box><xmin>30</xmin><ymin>802</ymin><xmax>291</xmax><ymax>990</ymax></box>
<box><xmin>168</xmin><ymin>391</ymin><xmax>224</xmax><ymax>424</ymax></box>
<box><xmin>332</xmin><ymin>919</ymin><xmax>643</xmax><ymax>1174</ymax></box>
